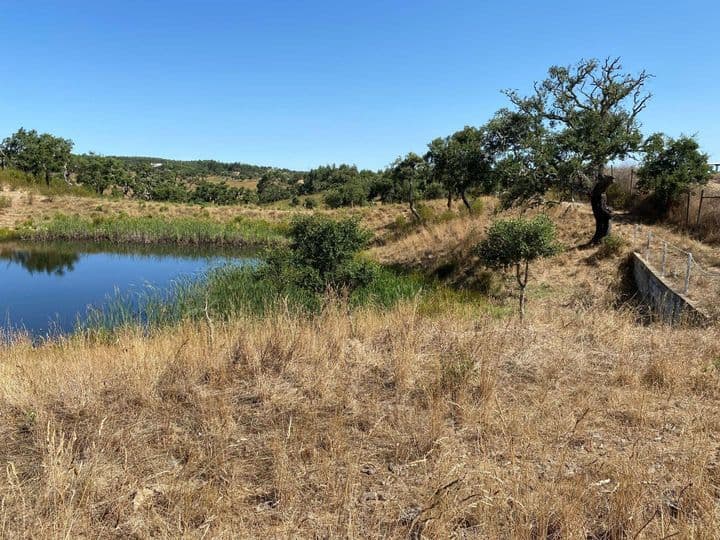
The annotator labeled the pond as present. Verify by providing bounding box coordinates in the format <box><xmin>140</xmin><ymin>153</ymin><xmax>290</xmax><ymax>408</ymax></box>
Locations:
<box><xmin>0</xmin><ymin>241</ymin><xmax>258</xmax><ymax>338</ymax></box>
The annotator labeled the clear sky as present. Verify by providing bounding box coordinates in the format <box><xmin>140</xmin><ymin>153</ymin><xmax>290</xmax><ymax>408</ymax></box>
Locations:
<box><xmin>1</xmin><ymin>0</ymin><xmax>718</xmax><ymax>170</ymax></box>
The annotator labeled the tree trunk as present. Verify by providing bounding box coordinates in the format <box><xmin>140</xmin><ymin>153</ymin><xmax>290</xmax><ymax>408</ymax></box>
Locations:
<box><xmin>409</xmin><ymin>179</ymin><xmax>421</xmax><ymax>221</ymax></box>
<box><xmin>447</xmin><ymin>190</ymin><xmax>452</xmax><ymax>209</ymax></box>
<box><xmin>45</xmin><ymin>169</ymin><xmax>51</xmax><ymax>187</ymax></box>
<box><xmin>590</xmin><ymin>168</ymin><xmax>613</xmax><ymax>245</ymax></box>
<box><xmin>460</xmin><ymin>190</ymin><xmax>472</xmax><ymax>211</ymax></box>
<box><xmin>516</xmin><ymin>260</ymin><xmax>529</xmax><ymax>320</ymax></box>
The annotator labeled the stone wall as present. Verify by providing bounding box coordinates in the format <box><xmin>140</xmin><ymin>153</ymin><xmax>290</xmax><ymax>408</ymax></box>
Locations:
<box><xmin>632</xmin><ymin>252</ymin><xmax>708</xmax><ymax>325</ymax></box>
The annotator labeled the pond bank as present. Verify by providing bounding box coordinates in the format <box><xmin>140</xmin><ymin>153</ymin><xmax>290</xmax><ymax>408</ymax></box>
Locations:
<box><xmin>2</xmin><ymin>213</ymin><xmax>287</xmax><ymax>247</ymax></box>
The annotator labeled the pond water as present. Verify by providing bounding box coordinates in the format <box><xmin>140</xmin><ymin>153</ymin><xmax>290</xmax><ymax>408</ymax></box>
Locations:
<box><xmin>0</xmin><ymin>242</ymin><xmax>257</xmax><ymax>338</ymax></box>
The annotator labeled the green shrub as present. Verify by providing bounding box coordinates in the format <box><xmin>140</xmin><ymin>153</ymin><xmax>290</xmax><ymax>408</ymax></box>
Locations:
<box><xmin>595</xmin><ymin>234</ymin><xmax>627</xmax><ymax>259</ymax></box>
<box><xmin>415</xmin><ymin>203</ymin><xmax>434</xmax><ymax>223</ymax></box>
<box><xmin>636</xmin><ymin>134</ymin><xmax>713</xmax><ymax>215</ymax></box>
<box><xmin>0</xmin><ymin>195</ymin><xmax>11</xmax><ymax>209</ymax></box>
<box><xmin>477</xmin><ymin>215</ymin><xmax>560</xmax><ymax>318</ymax></box>
<box><xmin>606</xmin><ymin>183</ymin><xmax>632</xmax><ymax>209</ymax></box>
<box><xmin>469</xmin><ymin>197</ymin><xmax>484</xmax><ymax>215</ymax></box>
<box><xmin>322</xmin><ymin>178</ymin><xmax>370</xmax><ymax>208</ymax></box>
<box><xmin>323</xmin><ymin>189</ymin><xmax>344</xmax><ymax>209</ymax></box>
<box><xmin>422</xmin><ymin>181</ymin><xmax>445</xmax><ymax>200</ymax></box>
<box><xmin>289</xmin><ymin>215</ymin><xmax>372</xmax><ymax>278</ymax></box>
<box><xmin>304</xmin><ymin>198</ymin><xmax>317</xmax><ymax>209</ymax></box>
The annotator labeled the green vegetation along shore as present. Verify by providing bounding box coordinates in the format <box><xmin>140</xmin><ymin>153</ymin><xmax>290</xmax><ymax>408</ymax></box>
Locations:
<box><xmin>8</xmin><ymin>213</ymin><xmax>287</xmax><ymax>246</ymax></box>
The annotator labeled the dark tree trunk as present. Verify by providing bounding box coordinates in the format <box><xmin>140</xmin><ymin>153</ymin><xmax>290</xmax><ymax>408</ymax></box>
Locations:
<box><xmin>515</xmin><ymin>259</ymin><xmax>529</xmax><ymax>320</ymax></box>
<box><xmin>590</xmin><ymin>169</ymin><xmax>613</xmax><ymax>245</ymax></box>
<box><xmin>45</xmin><ymin>169</ymin><xmax>51</xmax><ymax>187</ymax></box>
<box><xmin>460</xmin><ymin>190</ymin><xmax>472</xmax><ymax>211</ymax></box>
<box><xmin>447</xmin><ymin>190</ymin><xmax>452</xmax><ymax>209</ymax></box>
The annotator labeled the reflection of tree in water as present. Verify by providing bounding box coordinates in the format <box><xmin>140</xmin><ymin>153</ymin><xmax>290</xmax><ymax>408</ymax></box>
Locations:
<box><xmin>0</xmin><ymin>248</ymin><xmax>80</xmax><ymax>275</ymax></box>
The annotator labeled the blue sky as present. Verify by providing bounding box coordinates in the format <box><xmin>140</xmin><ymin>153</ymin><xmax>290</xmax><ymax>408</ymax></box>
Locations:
<box><xmin>1</xmin><ymin>0</ymin><xmax>718</xmax><ymax>170</ymax></box>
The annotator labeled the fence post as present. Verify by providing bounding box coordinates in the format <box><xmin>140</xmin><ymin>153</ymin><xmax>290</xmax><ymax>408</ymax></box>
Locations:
<box><xmin>685</xmin><ymin>192</ymin><xmax>691</xmax><ymax>230</ymax></box>
<box><xmin>697</xmin><ymin>189</ymin><xmax>705</xmax><ymax>226</ymax></box>
<box><xmin>684</xmin><ymin>252</ymin><xmax>692</xmax><ymax>294</ymax></box>
<box><xmin>661</xmin><ymin>242</ymin><xmax>667</xmax><ymax>276</ymax></box>
<box><xmin>645</xmin><ymin>231</ymin><xmax>652</xmax><ymax>259</ymax></box>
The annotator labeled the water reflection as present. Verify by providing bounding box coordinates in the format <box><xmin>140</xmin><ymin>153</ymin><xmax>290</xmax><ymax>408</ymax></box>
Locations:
<box><xmin>0</xmin><ymin>247</ymin><xmax>80</xmax><ymax>275</ymax></box>
<box><xmin>0</xmin><ymin>241</ymin><xmax>254</xmax><ymax>338</ymax></box>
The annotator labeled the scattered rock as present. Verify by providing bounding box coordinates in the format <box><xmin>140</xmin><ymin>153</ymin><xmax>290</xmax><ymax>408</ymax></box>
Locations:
<box><xmin>360</xmin><ymin>463</ymin><xmax>377</xmax><ymax>475</ymax></box>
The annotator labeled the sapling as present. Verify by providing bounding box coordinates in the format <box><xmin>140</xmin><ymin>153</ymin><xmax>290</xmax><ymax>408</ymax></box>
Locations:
<box><xmin>477</xmin><ymin>215</ymin><xmax>560</xmax><ymax>318</ymax></box>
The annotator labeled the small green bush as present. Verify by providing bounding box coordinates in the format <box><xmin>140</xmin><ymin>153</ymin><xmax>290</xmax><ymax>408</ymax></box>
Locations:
<box><xmin>606</xmin><ymin>183</ymin><xmax>632</xmax><ymax>209</ymax></box>
<box><xmin>0</xmin><ymin>195</ymin><xmax>11</xmax><ymax>209</ymax></box>
<box><xmin>477</xmin><ymin>214</ymin><xmax>560</xmax><ymax>318</ymax></box>
<box><xmin>595</xmin><ymin>234</ymin><xmax>627</xmax><ymax>259</ymax></box>
<box><xmin>415</xmin><ymin>203</ymin><xmax>434</xmax><ymax>223</ymax></box>
<box><xmin>289</xmin><ymin>215</ymin><xmax>372</xmax><ymax>278</ymax></box>
<box><xmin>469</xmin><ymin>198</ymin><xmax>484</xmax><ymax>215</ymax></box>
<box><xmin>303</xmin><ymin>198</ymin><xmax>317</xmax><ymax>209</ymax></box>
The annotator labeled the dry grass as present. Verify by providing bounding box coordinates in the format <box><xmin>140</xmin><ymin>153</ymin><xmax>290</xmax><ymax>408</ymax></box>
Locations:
<box><xmin>2</xmin><ymin>286</ymin><xmax>720</xmax><ymax>537</ymax></box>
<box><xmin>0</xmin><ymin>185</ymin><xmax>418</xmax><ymax>238</ymax></box>
<box><xmin>666</xmin><ymin>178</ymin><xmax>720</xmax><ymax>245</ymax></box>
<box><xmin>2</xmin><ymin>201</ymin><xmax>720</xmax><ymax>537</ymax></box>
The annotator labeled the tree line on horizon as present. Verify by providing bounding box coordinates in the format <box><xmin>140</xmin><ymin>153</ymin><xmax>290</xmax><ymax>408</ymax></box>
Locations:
<box><xmin>0</xmin><ymin>129</ymin><xmax>304</xmax><ymax>205</ymax></box>
<box><xmin>1</xmin><ymin>57</ymin><xmax>714</xmax><ymax>237</ymax></box>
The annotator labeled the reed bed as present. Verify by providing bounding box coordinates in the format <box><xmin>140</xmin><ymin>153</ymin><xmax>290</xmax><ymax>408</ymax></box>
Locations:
<box><xmin>19</xmin><ymin>214</ymin><xmax>287</xmax><ymax>246</ymax></box>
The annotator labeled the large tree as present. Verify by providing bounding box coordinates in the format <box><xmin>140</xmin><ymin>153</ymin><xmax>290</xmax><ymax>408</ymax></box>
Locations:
<box><xmin>426</xmin><ymin>126</ymin><xmax>494</xmax><ymax>210</ymax></box>
<box><xmin>482</xmin><ymin>108</ymin><xmax>559</xmax><ymax>207</ymax></box>
<box><xmin>75</xmin><ymin>154</ymin><xmax>130</xmax><ymax>195</ymax></box>
<box><xmin>503</xmin><ymin>57</ymin><xmax>652</xmax><ymax>243</ymax></box>
<box><xmin>388</xmin><ymin>152</ymin><xmax>427</xmax><ymax>220</ymax></box>
<box><xmin>1</xmin><ymin>128</ymin><xmax>74</xmax><ymax>185</ymax></box>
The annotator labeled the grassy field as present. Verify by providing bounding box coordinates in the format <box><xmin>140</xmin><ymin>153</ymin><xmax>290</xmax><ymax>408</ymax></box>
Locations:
<box><xmin>2</xmin><ymin>185</ymin><xmax>720</xmax><ymax>537</ymax></box>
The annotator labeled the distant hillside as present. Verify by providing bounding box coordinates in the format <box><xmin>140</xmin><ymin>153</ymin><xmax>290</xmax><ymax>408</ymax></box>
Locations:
<box><xmin>109</xmin><ymin>156</ymin><xmax>305</xmax><ymax>179</ymax></box>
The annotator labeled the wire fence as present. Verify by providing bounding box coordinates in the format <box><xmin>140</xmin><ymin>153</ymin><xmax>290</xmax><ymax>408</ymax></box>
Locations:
<box><xmin>631</xmin><ymin>225</ymin><xmax>720</xmax><ymax>301</ymax></box>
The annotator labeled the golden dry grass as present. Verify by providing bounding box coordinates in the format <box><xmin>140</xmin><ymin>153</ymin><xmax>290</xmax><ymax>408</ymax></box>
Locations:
<box><xmin>667</xmin><ymin>179</ymin><xmax>720</xmax><ymax>245</ymax></box>
<box><xmin>0</xmin><ymin>185</ymin><xmax>415</xmax><ymax>236</ymax></box>
<box><xmin>2</xmin><ymin>283</ymin><xmax>720</xmax><ymax>537</ymax></box>
<box><xmin>3</xmin><ymin>192</ymin><xmax>720</xmax><ymax>537</ymax></box>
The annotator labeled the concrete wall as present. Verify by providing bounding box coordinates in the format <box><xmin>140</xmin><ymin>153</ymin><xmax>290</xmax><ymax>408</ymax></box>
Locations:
<box><xmin>632</xmin><ymin>252</ymin><xmax>708</xmax><ymax>325</ymax></box>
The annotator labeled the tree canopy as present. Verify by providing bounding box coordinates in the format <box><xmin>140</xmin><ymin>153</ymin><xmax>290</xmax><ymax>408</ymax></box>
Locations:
<box><xmin>1</xmin><ymin>128</ymin><xmax>74</xmax><ymax>185</ymax></box>
<box><xmin>426</xmin><ymin>126</ymin><xmax>494</xmax><ymax>210</ymax></box>
<box><xmin>500</xmin><ymin>57</ymin><xmax>652</xmax><ymax>205</ymax></box>
<box><xmin>636</xmin><ymin>134</ymin><xmax>713</xmax><ymax>214</ymax></box>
